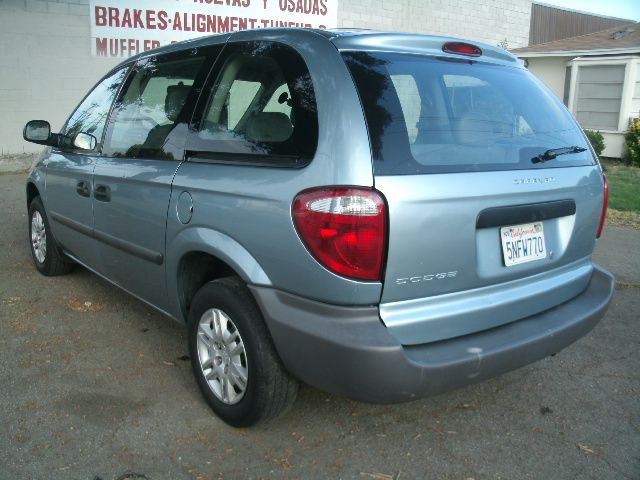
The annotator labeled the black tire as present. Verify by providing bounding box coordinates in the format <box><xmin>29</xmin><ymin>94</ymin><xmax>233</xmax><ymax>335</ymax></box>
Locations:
<box><xmin>187</xmin><ymin>277</ymin><xmax>298</xmax><ymax>427</ymax></box>
<box><xmin>28</xmin><ymin>196</ymin><xmax>73</xmax><ymax>276</ymax></box>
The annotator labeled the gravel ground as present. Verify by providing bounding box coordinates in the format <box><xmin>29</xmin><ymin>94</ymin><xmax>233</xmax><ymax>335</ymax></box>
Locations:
<box><xmin>0</xmin><ymin>171</ymin><xmax>638</xmax><ymax>480</ymax></box>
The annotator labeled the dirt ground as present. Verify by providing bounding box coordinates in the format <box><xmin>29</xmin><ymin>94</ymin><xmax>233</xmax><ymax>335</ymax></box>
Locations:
<box><xmin>1</xmin><ymin>170</ymin><xmax>639</xmax><ymax>480</ymax></box>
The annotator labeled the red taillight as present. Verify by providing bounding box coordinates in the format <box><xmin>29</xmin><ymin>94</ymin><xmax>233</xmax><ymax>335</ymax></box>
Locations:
<box><xmin>292</xmin><ymin>187</ymin><xmax>387</xmax><ymax>281</ymax></box>
<box><xmin>442</xmin><ymin>42</ymin><xmax>482</xmax><ymax>57</ymax></box>
<box><xmin>597</xmin><ymin>174</ymin><xmax>608</xmax><ymax>239</ymax></box>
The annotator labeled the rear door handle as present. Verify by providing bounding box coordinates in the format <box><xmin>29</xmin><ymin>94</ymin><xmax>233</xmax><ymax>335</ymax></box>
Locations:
<box><xmin>94</xmin><ymin>184</ymin><xmax>111</xmax><ymax>202</ymax></box>
<box><xmin>76</xmin><ymin>180</ymin><xmax>91</xmax><ymax>197</ymax></box>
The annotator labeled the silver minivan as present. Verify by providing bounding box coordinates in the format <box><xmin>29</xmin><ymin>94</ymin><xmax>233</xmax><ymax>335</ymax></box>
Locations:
<box><xmin>24</xmin><ymin>29</ymin><xmax>614</xmax><ymax>426</ymax></box>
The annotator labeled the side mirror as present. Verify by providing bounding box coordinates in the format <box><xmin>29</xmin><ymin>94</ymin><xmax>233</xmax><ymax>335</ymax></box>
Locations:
<box><xmin>23</xmin><ymin>120</ymin><xmax>51</xmax><ymax>144</ymax></box>
<box><xmin>73</xmin><ymin>132</ymin><xmax>97</xmax><ymax>151</ymax></box>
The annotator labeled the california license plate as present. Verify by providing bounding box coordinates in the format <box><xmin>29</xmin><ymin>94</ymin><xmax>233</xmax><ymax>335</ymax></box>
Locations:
<box><xmin>500</xmin><ymin>222</ymin><xmax>546</xmax><ymax>267</ymax></box>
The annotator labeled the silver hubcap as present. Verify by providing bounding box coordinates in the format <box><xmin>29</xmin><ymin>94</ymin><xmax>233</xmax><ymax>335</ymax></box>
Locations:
<box><xmin>31</xmin><ymin>211</ymin><xmax>47</xmax><ymax>264</ymax></box>
<box><xmin>196</xmin><ymin>308</ymin><xmax>248</xmax><ymax>405</ymax></box>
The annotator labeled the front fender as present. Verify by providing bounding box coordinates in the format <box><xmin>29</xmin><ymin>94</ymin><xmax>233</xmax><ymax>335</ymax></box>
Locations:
<box><xmin>165</xmin><ymin>226</ymin><xmax>271</xmax><ymax>322</ymax></box>
<box><xmin>26</xmin><ymin>150</ymin><xmax>49</xmax><ymax>206</ymax></box>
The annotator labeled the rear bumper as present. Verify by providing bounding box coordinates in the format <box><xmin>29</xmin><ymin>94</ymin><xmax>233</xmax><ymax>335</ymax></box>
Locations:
<box><xmin>250</xmin><ymin>265</ymin><xmax>615</xmax><ymax>403</ymax></box>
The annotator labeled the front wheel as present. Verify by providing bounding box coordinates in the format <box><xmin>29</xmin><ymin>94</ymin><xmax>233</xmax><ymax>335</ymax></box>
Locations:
<box><xmin>28</xmin><ymin>196</ymin><xmax>73</xmax><ymax>276</ymax></box>
<box><xmin>187</xmin><ymin>277</ymin><xmax>298</xmax><ymax>427</ymax></box>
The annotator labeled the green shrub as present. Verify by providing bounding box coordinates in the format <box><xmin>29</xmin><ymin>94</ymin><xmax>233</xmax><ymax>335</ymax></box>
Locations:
<box><xmin>584</xmin><ymin>129</ymin><xmax>605</xmax><ymax>157</ymax></box>
<box><xmin>624</xmin><ymin>118</ymin><xmax>640</xmax><ymax>167</ymax></box>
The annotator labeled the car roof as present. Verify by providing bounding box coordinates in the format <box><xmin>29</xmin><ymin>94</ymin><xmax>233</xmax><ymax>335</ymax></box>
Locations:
<box><xmin>123</xmin><ymin>28</ymin><xmax>520</xmax><ymax>68</ymax></box>
<box><xmin>324</xmin><ymin>29</ymin><xmax>519</xmax><ymax>66</ymax></box>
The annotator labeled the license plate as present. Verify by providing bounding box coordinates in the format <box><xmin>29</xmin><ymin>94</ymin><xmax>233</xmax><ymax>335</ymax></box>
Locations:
<box><xmin>500</xmin><ymin>222</ymin><xmax>546</xmax><ymax>267</ymax></box>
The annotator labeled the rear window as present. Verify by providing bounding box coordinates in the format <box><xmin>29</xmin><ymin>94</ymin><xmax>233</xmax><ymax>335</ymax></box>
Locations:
<box><xmin>342</xmin><ymin>51</ymin><xmax>595</xmax><ymax>175</ymax></box>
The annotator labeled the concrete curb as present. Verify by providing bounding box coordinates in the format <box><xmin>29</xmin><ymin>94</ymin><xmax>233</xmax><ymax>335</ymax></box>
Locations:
<box><xmin>0</xmin><ymin>154</ymin><xmax>36</xmax><ymax>174</ymax></box>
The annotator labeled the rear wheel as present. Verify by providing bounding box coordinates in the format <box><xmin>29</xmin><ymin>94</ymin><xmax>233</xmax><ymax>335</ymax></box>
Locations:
<box><xmin>187</xmin><ymin>277</ymin><xmax>298</xmax><ymax>427</ymax></box>
<box><xmin>28</xmin><ymin>196</ymin><xmax>73</xmax><ymax>276</ymax></box>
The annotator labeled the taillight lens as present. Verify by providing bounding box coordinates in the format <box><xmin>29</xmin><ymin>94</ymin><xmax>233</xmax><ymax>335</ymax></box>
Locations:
<box><xmin>442</xmin><ymin>42</ymin><xmax>482</xmax><ymax>57</ymax></box>
<box><xmin>597</xmin><ymin>174</ymin><xmax>608</xmax><ymax>239</ymax></box>
<box><xmin>292</xmin><ymin>187</ymin><xmax>387</xmax><ymax>281</ymax></box>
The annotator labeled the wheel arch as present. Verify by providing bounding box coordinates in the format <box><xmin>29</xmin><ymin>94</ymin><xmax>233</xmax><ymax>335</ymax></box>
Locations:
<box><xmin>166</xmin><ymin>227</ymin><xmax>272</xmax><ymax>322</ymax></box>
<box><xmin>177</xmin><ymin>251</ymin><xmax>236</xmax><ymax>322</ymax></box>
<box><xmin>26</xmin><ymin>181</ymin><xmax>40</xmax><ymax>208</ymax></box>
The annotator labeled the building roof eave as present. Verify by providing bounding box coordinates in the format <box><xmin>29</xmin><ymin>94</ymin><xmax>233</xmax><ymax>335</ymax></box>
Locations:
<box><xmin>516</xmin><ymin>47</ymin><xmax>640</xmax><ymax>58</ymax></box>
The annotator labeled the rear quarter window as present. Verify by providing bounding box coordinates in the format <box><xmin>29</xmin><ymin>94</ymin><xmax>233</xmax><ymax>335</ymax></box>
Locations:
<box><xmin>187</xmin><ymin>41</ymin><xmax>318</xmax><ymax>168</ymax></box>
<box><xmin>342</xmin><ymin>51</ymin><xmax>595</xmax><ymax>175</ymax></box>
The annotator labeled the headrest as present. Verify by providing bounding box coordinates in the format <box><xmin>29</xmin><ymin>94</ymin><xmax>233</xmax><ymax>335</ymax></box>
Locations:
<box><xmin>246</xmin><ymin>112</ymin><xmax>293</xmax><ymax>143</ymax></box>
<box><xmin>165</xmin><ymin>83</ymin><xmax>191</xmax><ymax>122</ymax></box>
<box><xmin>454</xmin><ymin>112</ymin><xmax>494</xmax><ymax>147</ymax></box>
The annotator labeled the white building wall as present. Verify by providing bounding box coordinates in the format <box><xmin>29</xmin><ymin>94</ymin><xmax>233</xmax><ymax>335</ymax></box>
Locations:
<box><xmin>338</xmin><ymin>0</ymin><xmax>532</xmax><ymax>48</ymax></box>
<box><xmin>0</xmin><ymin>0</ymin><xmax>117</xmax><ymax>155</ymax></box>
<box><xmin>525</xmin><ymin>56</ymin><xmax>572</xmax><ymax>100</ymax></box>
<box><xmin>0</xmin><ymin>0</ymin><xmax>532</xmax><ymax>154</ymax></box>
<box><xmin>629</xmin><ymin>62</ymin><xmax>640</xmax><ymax>120</ymax></box>
<box><xmin>599</xmin><ymin>132</ymin><xmax>626</xmax><ymax>158</ymax></box>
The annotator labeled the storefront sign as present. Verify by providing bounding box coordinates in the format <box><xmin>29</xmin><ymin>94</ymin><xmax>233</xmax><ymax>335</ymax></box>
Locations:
<box><xmin>90</xmin><ymin>0</ymin><xmax>338</xmax><ymax>57</ymax></box>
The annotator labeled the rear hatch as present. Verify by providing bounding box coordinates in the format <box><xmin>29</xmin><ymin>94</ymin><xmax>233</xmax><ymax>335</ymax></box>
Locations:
<box><xmin>342</xmin><ymin>47</ymin><xmax>606</xmax><ymax>345</ymax></box>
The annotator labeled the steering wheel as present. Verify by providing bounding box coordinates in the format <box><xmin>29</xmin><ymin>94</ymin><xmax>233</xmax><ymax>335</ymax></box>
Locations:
<box><xmin>455</xmin><ymin>111</ymin><xmax>495</xmax><ymax>146</ymax></box>
<box><xmin>117</xmin><ymin>113</ymin><xmax>159</xmax><ymax>131</ymax></box>
<box><xmin>132</xmin><ymin>115</ymin><xmax>159</xmax><ymax>131</ymax></box>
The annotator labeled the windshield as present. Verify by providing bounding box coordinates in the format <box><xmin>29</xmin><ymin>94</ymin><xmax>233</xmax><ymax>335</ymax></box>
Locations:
<box><xmin>342</xmin><ymin>51</ymin><xmax>595</xmax><ymax>175</ymax></box>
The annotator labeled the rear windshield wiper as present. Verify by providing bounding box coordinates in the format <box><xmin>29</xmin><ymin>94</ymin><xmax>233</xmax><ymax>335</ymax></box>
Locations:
<box><xmin>531</xmin><ymin>146</ymin><xmax>587</xmax><ymax>164</ymax></box>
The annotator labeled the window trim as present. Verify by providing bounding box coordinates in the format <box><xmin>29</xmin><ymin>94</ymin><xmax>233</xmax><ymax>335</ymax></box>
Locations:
<box><xmin>185</xmin><ymin>151</ymin><xmax>307</xmax><ymax>168</ymax></box>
